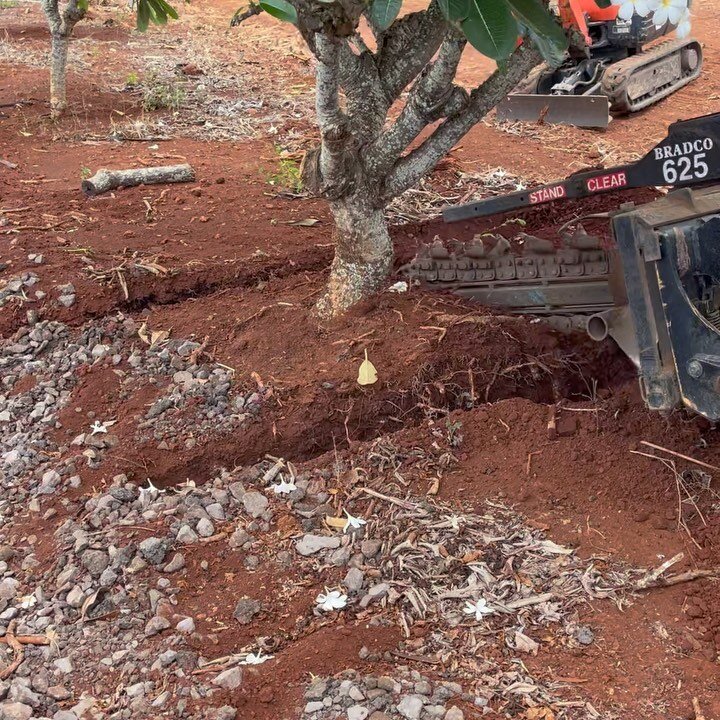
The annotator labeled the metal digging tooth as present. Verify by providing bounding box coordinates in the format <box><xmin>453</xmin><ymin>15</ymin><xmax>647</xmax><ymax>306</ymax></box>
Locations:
<box><xmin>488</xmin><ymin>237</ymin><xmax>511</xmax><ymax>257</ymax></box>
<box><xmin>464</xmin><ymin>236</ymin><xmax>486</xmax><ymax>258</ymax></box>
<box><xmin>430</xmin><ymin>235</ymin><xmax>450</xmax><ymax>259</ymax></box>
<box><xmin>564</xmin><ymin>224</ymin><xmax>602</xmax><ymax>250</ymax></box>
<box><xmin>519</xmin><ymin>233</ymin><xmax>555</xmax><ymax>255</ymax></box>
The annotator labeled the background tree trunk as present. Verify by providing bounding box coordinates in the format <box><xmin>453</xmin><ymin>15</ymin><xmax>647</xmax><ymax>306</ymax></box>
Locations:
<box><xmin>315</xmin><ymin>190</ymin><xmax>393</xmax><ymax>319</ymax></box>
<box><xmin>50</xmin><ymin>31</ymin><xmax>70</xmax><ymax>119</ymax></box>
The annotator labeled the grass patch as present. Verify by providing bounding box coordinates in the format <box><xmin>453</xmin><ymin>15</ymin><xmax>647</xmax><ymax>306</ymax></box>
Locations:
<box><xmin>265</xmin><ymin>147</ymin><xmax>303</xmax><ymax>193</ymax></box>
<box><xmin>142</xmin><ymin>73</ymin><xmax>184</xmax><ymax>112</ymax></box>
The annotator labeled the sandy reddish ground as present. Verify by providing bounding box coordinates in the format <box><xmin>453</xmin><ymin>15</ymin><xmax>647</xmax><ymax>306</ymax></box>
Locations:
<box><xmin>2</xmin><ymin>1</ymin><xmax>720</xmax><ymax>718</ymax></box>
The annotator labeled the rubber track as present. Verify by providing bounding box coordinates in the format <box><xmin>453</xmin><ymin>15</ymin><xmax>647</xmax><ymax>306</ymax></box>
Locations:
<box><xmin>602</xmin><ymin>37</ymin><xmax>703</xmax><ymax>114</ymax></box>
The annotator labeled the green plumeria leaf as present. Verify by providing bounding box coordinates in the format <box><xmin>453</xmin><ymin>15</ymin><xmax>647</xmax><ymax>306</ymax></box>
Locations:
<box><xmin>506</xmin><ymin>0</ymin><xmax>567</xmax><ymax>53</ymax></box>
<box><xmin>258</xmin><ymin>0</ymin><xmax>297</xmax><ymax>24</ymax></box>
<box><xmin>368</xmin><ymin>0</ymin><xmax>402</xmax><ymax>30</ymax></box>
<box><xmin>461</xmin><ymin>0</ymin><xmax>518</xmax><ymax>60</ymax></box>
<box><xmin>438</xmin><ymin>0</ymin><xmax>470</xmax><ymax>23</ymax></box>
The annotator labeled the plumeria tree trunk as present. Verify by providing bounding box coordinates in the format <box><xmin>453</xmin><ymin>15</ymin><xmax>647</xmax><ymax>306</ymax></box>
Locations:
<box><xmin>238</xmin><ymin>0</ymin><xmax>573</xmax><ymax>317</ymax></box>
<box><xmin>41</xmin><ymin>0</ymin><xmax>87</xmax><ymax>118</ymax></box>
<box><xmin>317</xmin><ymin>192</ymin><xmax>394</xmax><ymax>315</ymax></box>
<box><xmin>297</xmin><ymin>3</ymin><xmax>545</xmax><ymax>316</ymax></box>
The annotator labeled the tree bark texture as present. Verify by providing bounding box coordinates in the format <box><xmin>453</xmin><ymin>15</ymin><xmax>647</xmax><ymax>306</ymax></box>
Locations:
<box><xmin>315</xmin><ymin>191</ymin><xmax>394</xmax><ymax>318</ymax></box>
<box><xmin>40</xmin><ymin>0</ymin><xmax>86</xmax><ymax>119</ymax></box>
<box><xmin>289</xmin><ymin>6</ymin><xmax>549</xmax><ymax>317</ymax></box>
<box><xmin>82</xmin><ymin>164</ymin><xmax>196</xmax><ymax>196</ymax></box>
<box><xmin>49</xmin><ymin>32</ymin><xmax>70</xmax><ymax>118</ymax></box>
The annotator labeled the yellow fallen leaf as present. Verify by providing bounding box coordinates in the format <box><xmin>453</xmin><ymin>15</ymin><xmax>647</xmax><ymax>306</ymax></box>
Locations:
<box><xmin>138</xmin><ymin>321</ymin><xmax>150</xmax><ymax>344</ymax></box>
<box><xmin>526</xmin><ymin>708</ymin><xmax>555</xmax><ymax>720</ymax></box>
<box><xmin>285</xmin><ymin>218</ymin><xmax>320</xmax><ymax>227</ymax></box>
<box><xmin>150</xmin><ymin>329</ymin><xmax>170</xmax><ymax>346</ymax></box>
<box><xmin>427</xmin><ymin>477</ymin><xmax>440</xmax><ymax>496</ymax></box>
<box><xmin>325</xmin><ymin>515</ymin><xmax>346</xmax><ymax>530</ymax></box>
<box><xmin>357</xmin><ymin>349</ymin><xmax>377</xmax><ymax>386</ymax></box>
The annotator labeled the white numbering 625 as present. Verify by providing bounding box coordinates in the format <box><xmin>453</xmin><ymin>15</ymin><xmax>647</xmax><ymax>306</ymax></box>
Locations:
<box><xmin>663</xmin><ymin>153</ymin><xmax>710</xmax><ymax>184</ymax></box>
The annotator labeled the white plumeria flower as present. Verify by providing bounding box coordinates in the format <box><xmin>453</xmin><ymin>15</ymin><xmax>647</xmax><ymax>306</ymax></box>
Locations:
<box><xmin>652</xmin><ymin>0</ymin><xmax>688</xmax><ymax>27</ymax></box>
<box><xmin>90</xmin><ymin>421</ymin><xmax>108</xmax><ymax>435</ymax></box>
<box><xmin>611</xmin><ymin>0</ymin><xmax>654</xmax><ymax>21</ymax></box>
<box><xmin>139</xmin><ymin>478</ymin><xmax>165</xmax><ymax>507</ymax></box>
<box><xmin>676</xmin><ymin>7</ymin><xmax>692</xmax><ymax>38</ymax></box>
<box><xmin>343</xmin><ymin>509</ymin><xmax>367</xmax><ymax>534</ymax></box>
<box><xmin>241</xmin><ymin>650</ymin><xmax>273</xmax><ymax>665</ymax></box>
<box><xmin>463</xmin><ymin>598</ymin><xmax>495</xmax><ymax>621</ymax></box>
<box><xmin>315</xmin><ymin>588</ymin><xmax>348</xmax><ymax>612</ymax></box>
<box><xmin>18</xmin><ymin>595</ymin><xmax>37</xmax><ymax>610</ymax></box>
<box><xmin>272</xmin><ymin>478</ymin><xmax>297</xmax><ymax>495</ymax></box>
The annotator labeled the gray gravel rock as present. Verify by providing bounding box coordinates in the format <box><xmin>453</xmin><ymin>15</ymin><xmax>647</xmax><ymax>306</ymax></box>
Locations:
<box><xmin>65</xmin><ymin>586</ymin><xmax>85</xmax><ymax>608</ymax></box>
<box><xmin>242</xmin><ymin>491</ymin><xmax>268</xmax><ymax>518</ymax></box>
<box><xmin>53</xmin><ymin>658</ymin><xmax>73</xmax><ymax>674</ymax></box>
<box><xmin>176</xmin><ymin>525</ymin><xmax>199</xmax><ymax>544</ymax></box>
<box><xmin>0</xmin><ymin>579</ymin><xmax>19</xmax><ymax>600</ymax></box>
<box><xmin>7</xmin><ymin>682</ymin><xmax>40</xmax><ymax>709</ymax></box>
<box><xmin>211</xmin><ymin>667</ymin><xmax>243</xmax><ymax>690</ymax></box>
<box><xmin>46</xmin><ymin>686</ymin><xmax>71</xmax><ymax>701</ymax></box>
<box><xmin>575</xmin><ymin>625</ymin><xmax>595</xmax><ymax>645</ymax></box>
<box><xmin>176</xmin><ymin>617</ymin><xmax>195</xmax><ymax>634</ymax></box>
<box><xmin>196</xmin><ymin>518</ymin><xmax>215</xmax><ymax>537</ymax></box>
<box><xmin>0</xmin><ymin>702</ymin><xmax>33</xmax><ymax>720</ymax></box>
<box><xmin>53</xmin><ymin>710</ymin><xmax>78</xmax><ymax>720</ymax></box>
<box><xmin>207</xmin><ymin>707</ymin><xmax>237</xmax><ymax>720</ymax></box>
<box><xmin>228</xmin><ymin>527</ymin><xmax>252</xmax><ymax>549</ymax></box>
<box><xmin>81</xmin><ymin>549</ymin><xmax>109</xmax><ymax>577</ymax></box>
<box><xmin>360</xmin><ymin>582</ymin><xmax>390</xmax><ymax>608</ymax></box>
<box><xmin>397</xmin><ymin>695</ymin><xmax>424</xmax><ymax>720</ymax></box>
<box><xmin>163</xmin><ymin>553</ymin><xmax>185</xmax><ymax>573</ymax></box>
<box><xmin>145</xmin><ymin>616</ymin><xmax>171</xmax><ymax>637</ymax></box>
<box><xmin>233</xmin><ymin>597</ymin><xmax>262</xmax><ymax>624</ymax></box>
<box><xmin>347</xmin><ymin>705</ymin><xmax>369</xmax><ymax>720</ymax></box>
<box><xmin>304</xmin><ymin>679</ymin><xmax>328</xmax><ymax>700</ymax></box>
<box><xmin>343</xmin><ymin>567</ymin><xmax>365</xmax><ymax>593</ymax></box>
<box><xmin>139</xmin><ymin>537</ymin><xmax>169</xmax><ymax>566</ymax></box>
<box><xmin>360</xmin><ymin>539</ymin><xmax>382</xmax><ymax>558</ymax></box>
<box><xmin>296</xmin><ymin>534</ymin><xmax>341</xmax><ymax>556</ymax></box>
<box><xmin>444</xmin><ymin>707</ymin><xmax>464</xmax><ymax>720</ymax></box>
<box><xmin>206</xmin><ymin>503</ymin><xmax>225</xmax><ymax>521</ymax></box>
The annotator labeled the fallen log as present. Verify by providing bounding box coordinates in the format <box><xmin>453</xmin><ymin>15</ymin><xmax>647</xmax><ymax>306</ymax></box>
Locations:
<box><xmin>82</xmin><ymin>164</ymin><xmax>195</xmax><ymax>197</ymax></box>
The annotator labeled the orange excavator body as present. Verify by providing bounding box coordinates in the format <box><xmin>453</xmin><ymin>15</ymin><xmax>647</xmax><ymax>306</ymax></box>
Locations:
<box><xmin>559</xmin><ymin>0</ymin><xmax>620</xmax><ymax>43</ymax></box>
<box><xmin>498</xmin><ymin>0</ymin><xmax>702</xmax><ymax>128</ymax></box>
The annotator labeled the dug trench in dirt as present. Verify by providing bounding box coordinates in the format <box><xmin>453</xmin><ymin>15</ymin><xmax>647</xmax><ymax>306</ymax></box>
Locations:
<box><xmin>2</xmin><ymin>181</ymin><xmax>720</xmax><ymax>720</ymax></box>
<box><xmin>1</xmin><ymin>0</ymin><xmax>720</xmax><ymax>717</ymax></box>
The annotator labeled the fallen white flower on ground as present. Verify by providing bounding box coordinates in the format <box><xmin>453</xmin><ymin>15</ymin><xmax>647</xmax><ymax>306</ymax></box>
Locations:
<box><xmin>315</xmin><ymin>589</ymin><xmax>348</xmax><ymax>612</ymax></box>
<box><xmin>18</xmin><ymin>595</ymin><xmax>37</xmax><ymax>610</ymax></box>
<box><xmin>464</xmin><ymin>598</ymin><xmax>495</xmax><ymax>620</ymax></box>
<box><xmin>139</xmin><ymin>478</ymin><xmax>166</xmax><ymax>507</ymax></box>
<box><xmin>272</xmin><ymin>478</ymin><xmax>297</xmax><ymax>495</ymax></box>
<box><xmin>241</xmin><ymin>651</ymin><xmax>273</xmax><ymax>665</ymax></box>
<box><xmin>343</xmin><ymin>509</ymin><xmax>367</xmax><ymax>533</ymax></box>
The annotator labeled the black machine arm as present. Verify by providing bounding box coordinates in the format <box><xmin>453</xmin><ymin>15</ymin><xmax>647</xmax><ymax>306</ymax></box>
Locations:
<box><xmin>443</xmin><ymin>112</ymin><xmax>720</xmax><ymax>223</ymax></box>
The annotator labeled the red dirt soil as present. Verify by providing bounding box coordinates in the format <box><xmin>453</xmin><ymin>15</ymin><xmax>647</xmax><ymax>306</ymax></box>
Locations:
<box><xmin>3</xmin><ymin>2</ymin><xmax>720</xmax><ymax>719</ymax></box>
